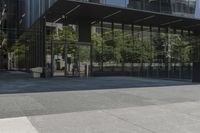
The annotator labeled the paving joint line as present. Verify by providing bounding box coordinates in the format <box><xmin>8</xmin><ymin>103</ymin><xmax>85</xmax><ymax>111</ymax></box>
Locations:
<box><xmin>101</xmin><ymin>110</ymin><xmax>157</xmax><ymax>133</ymax></box>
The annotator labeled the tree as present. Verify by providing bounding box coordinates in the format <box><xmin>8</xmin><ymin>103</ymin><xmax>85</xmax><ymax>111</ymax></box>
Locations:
<box><xmin>170</xmin><ymin>34</ymin><xmax>192</xmax><ymax>63</ymax></box>
<box><xmin>47</xmin><ymin>26</ymin><xmax>78</xmax><ymax>56</ymax></box>
<box><xmin>0</xmin><ymin>30</ymin><xmax>7</xmax><ymax>56</ymax></box>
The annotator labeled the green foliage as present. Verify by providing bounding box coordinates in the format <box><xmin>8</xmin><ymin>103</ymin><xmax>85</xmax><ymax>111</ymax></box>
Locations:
<box><xmin>45</xmin><ymin>25</ymin><xmax>193</xmax><ymax>65</ymax></box>
<box><xmin>48</xmin><ymin>26</ymin><xmax>78</xmax><ymax>56</ymax></box>
<box><xmin>170</xmin><ymin>34</ymin><xmax>192</xmax><ymax>62</ymax></box>
<box><xmin>92</xmin><ymin>29</ymin><xmax>192</xmax><ymax>65</ymax></box>
<box><xmin>11</xmin><ymin>41</ymin><xmax>28</xmax><ymax>62</ymax></box>
<box><xmin>0</xmin><ymin>31</ymin><xmax>7</xmax><ymax>55</ymax></box>
<box><xmin>92</xmin><ymin>33</ymin><xmax>103</xmax><ymax>63</ymax></box>
<box><xmin>79</xmin><ymin>46</ymin><xmax>90</xmax><ymax>62</ymax></box>
<box><xmin>53</xmin><ymin>26</ymin><xmax>78</xmax><ymax>41</ymax></box>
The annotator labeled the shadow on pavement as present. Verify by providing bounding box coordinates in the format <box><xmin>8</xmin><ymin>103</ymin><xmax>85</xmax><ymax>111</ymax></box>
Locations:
<box><xmin>0</xmin><ymin>70</ymin><xmax>198</xmax><ymax>95</ymax></box>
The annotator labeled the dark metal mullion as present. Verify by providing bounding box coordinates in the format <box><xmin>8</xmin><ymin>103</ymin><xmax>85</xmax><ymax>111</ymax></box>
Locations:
<box><xmin>101</xmin><ymin>21</ymin><xmax>104</xmax><ymax>72</ymax></box>
<box><xmin>25</xmin><ymin>43</ymin><xmax>28</xmax><ymax>71</ymax></box>
<box><xmin>157</xmin><ymin>27</ymin><xmax>161</xmax><ymax>78</ymax></box>
<box><xmin>179</xmin><ymin>29</ymin><xmax>184</xmax><ymax>79</ymax></box>
<box><xmin>149</xmin><ymin>25</ymin><xmax>153</xmax><ymax>78</ymax></box>
<box><xmin>140</xmin><ymin>25</ymin><xmax>144</xmax><ymax>77</ymax></box>
<box><xmin>77</xmin><ymin>43</ymin><xmax>80</xmax><ymax>77</ymax></box>
<box><xmin>42</xmin><ymin>17</ymin><xmax>47</xmax><ymax>78</ymax></box>
<box><xmin>64</xmin><ymin>23</ymin><xmax>68</xmax><ymax>77</ymax></box>
<box><xmin>131</xmin><ymin>24</ymin><xmax>135</xmax><ymax>76</ymax></box>
<box><xmin>90</xmin><ymin>38</ymin><xmax>93</xmax><ymax>76</ymax></box>
<box><xmin>188</xmin><ymin>30</ymin><xmax>193</xmax><ymax>79</ymax></box>
<box><xmin>29</xmin><ymin>41</ymin><xmax>31</xmax><ymax>68</ymax></box>
<box><xmin>166</xmin><ymin>27</ymin><xmax>170</xmax><ymax>79</ymax></box>
<box><xmin>51</xmin><ymin>27</ymin><xmax>54</xmax><ymax>77</ymax></box>
<box><xmin>172</xmin><ymin>28</ymin><xmax>177</xmax><ymax>78</ymax></box>
<box><xmin>32</xmin><ymin>41</ymin><xmax>34</xmax><ymax>69</ymax></box>
<box><xmin>34</xmin><ymin>38</ymin><xmax>36</xmax><ymax>68</ymax></box>
<box><xmin>122</xmin><ymin>23</ymin><xmax>125</xmax><ymax>72</ymax></box>
<box><xmin>36</xmin><ymin>30</ymin><xmax>39</xmax><ymax>67</ymax></box>
<box><xmin>111</xmin><ymin>22</ymin><xmax>114</xmax><ymax>72</ymax></box>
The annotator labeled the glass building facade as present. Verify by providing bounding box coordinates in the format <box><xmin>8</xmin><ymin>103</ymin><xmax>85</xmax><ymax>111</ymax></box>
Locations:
<box><xmin>23</xmin><ymin>0</ymin><xmax>57</xmax><ymax>29</ymax></box>
<box><xmin>78</xmin><ymin>0</ymin><xmax>199</xmax><ymax>18</ymax></box>
<box><xmin>1</xmin><ymin>0</ymin><xmax>200</xmax><ymax>81</ymax></box>
<box><xmin>20</xmin><ymin>0</ymin><xmax>200</xmax><ymax>26</ymax></box>
<box><xmin>90</xmin><ymin>22</ymin><xmax>199</xmax><ymax>80</ymax></box>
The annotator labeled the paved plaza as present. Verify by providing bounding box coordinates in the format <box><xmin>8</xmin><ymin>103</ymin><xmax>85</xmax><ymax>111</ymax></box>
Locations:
<box><xmin>0</xmin><ymin>71</ymin><xmax>200</xmax><ymax>133</ymax></box>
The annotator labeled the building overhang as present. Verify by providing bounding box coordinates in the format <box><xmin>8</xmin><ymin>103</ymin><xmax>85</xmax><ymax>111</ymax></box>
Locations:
<box><xmin>45</xmin><ymin>0</ymin><xmax>200</xmax><ymax>32</ymax></box>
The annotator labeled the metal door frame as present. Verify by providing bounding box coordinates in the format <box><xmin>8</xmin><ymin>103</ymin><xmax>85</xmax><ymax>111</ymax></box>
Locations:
<box><xmin>50</xmin><ymin>40</ymin><xmax>91</xmax><ymax>77</ymax></box>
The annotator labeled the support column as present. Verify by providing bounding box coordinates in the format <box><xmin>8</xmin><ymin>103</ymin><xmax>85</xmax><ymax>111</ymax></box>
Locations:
<box><xmin>79</xmin><ymin>20</ymin><xmax>91</xmax><ymax>42</ymax></box>
<box><xmin>78</xmin><ymin>20</ymin><xmax>92</xmax><ymax>76</ymax></box>
<box><xmin>179</xmin><ymin>29</ymin><xmax>184</xmax><ymax>79</ymax></box>
<box><xmin>90</xmin><ymin>41</ymin><xmax>93</xmax><ymax>75</ymax></box>
<box><xmin>149</xmin><ymin>26</ymin><xmax>153</xmax><ymax>77</ymax></box>
<box><xmin>157</xmin><ymin>27</ymin><xmax>161</xmax><ymax>78</ymax></box>
<box><xmin>192</xmin><ymin>32</ymin><xmax>200</xmax><ymax>82</ymax></box>
<box><xmin>122</xmin><ymin>24</ymin><xmax>125</xmax><ymax>72</ymax></box>
<box><xmin>131</xmin><ymin>24</ymin><xmax>135</xmax><ymax>75</ymax></box>
<box><xmin>111</xmin><ymin>22</ymin><xmax>114</xmax><ymax>72</ymax></box>
<box><xmin>64</xmin><ymin>20</ymin><xmax>68</xmax><ymax>77</ymax></box>
<box><xmin>64</xmin><ymin>43</ymin><xmax>68</xmax><ymax>77</ymax></box>
<box><xmin>140</xmin><ymin>25</ymin><xmax>144</xmax><ymax>77</ymax></box>
<box><xmin>101</xmin><ymin>21</ymin><xmax>104</xmax><ymax>71</ymax></box>
<box><xmin>165</xmin><ymin>27</ymin><xmax>170</xmax><ymax>79</ymax></box>
<box><xmin>51</xmin><ymin>35</ymin><xmax>54</xmax><ymax>77</ymax></box>
<box><xmin>41</xmin><ymin>17</ymin><xmax>47</xmax><ymax>78</ymax></box>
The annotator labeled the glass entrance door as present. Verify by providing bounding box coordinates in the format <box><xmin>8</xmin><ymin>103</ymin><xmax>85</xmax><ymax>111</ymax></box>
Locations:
<box><xmin>52</xmin><ymin>42</ymin><xmax>91</xmax><ymax>77</ymax></box>
<box><xmin>53</xmin><ymin>44</ymin><xmax>66</xmax><ymax>77</ymax></box>
<box><xmin>79</xmin><ymin>45</ymin><xmax>91</xmax><ymax>77</ymax></box>
<box><xmin>65</xmin><ymin>44</ymin><xmax>80</xmax><ymax>77</ymax></box>
<box><xmin>65</xmin><ymin>44</ymin><xmax>91</xmax><ymax>77</ymax></box>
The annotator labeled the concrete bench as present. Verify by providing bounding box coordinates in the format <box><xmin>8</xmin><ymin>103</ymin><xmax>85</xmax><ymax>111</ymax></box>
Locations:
<box><xmin>31</xmin><ymin>67</ymin><xmax>43</xmax><ymax>78</ymax></box>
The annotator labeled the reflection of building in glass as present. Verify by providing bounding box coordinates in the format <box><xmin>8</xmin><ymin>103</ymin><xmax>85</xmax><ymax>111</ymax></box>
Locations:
<box><xmin>128</xmin><ymin>0</ymin><xmax>196</xmax><ymax>17</ymax></box>
<box><xmin>171</xmin><ymin>0</ymin><xmax>196</xmax><ymax>17</ymax></box>
<box><xmin>195</xmin><ymin>0</ymin><xmax>200</xmax><ymax>18</ymax></box>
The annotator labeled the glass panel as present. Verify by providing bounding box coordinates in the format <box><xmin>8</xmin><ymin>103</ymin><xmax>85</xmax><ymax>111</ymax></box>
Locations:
<box><xmin>161</xmin><ymin>0</ymin><xmax>172</xmax><ymax>14</ymax></box>
<box><xmin>142</xmin><ymin>26</ymin><xmax>152</xmax><ymax>77</ymax></box>
<box><xmin>102</xmin><ymin>22</ymin><xmax>113</xmax><ymax>73</ymax></box>
<box><xmin>113</xmin><ymin>23</ymin><xmax>123</xmax><ymax>74</ymax></box>
<box><xmin>92</xmin><ymin>23</ymin><xmax>103</xmax><ymax>73</ymax></box>
<box><xmin>79</xmin><ymin>45</ymin><xmax>91</xmax><ymax>77</ymax></box>
<box><xmin>66</xmin><ymin>44</ymin><xmax>79</xmax><ymax>77</ymax></box>
<box><xmin>53</xmin><ymin>44</ymin><xmax>65</xmax><ymax>77</ymax></box>
<box><xmin>123</xmin><ymin>24</ymin><xmax>133</xmax><ymax>75</ymax></box>
<box><xmin>76</xmin><ymin>0</ymin><xmax>197</xmax><ymax>18</ymax></box>
<box><xmin>132</xmin><ymin>25</ymin><xmax>143</xmax><ymax>77</ymax></box>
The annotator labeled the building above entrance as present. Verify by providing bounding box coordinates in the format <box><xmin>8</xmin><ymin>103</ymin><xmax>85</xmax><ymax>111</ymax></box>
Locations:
<box><xmin>45</xmin><ymin>0</ymin><xmax>200</xmax><ymax>32</ymax></box>
<box><xmin>76</xmin><ymin>0</ymin><xmax>197</xmax><ymax>18</ymax></box>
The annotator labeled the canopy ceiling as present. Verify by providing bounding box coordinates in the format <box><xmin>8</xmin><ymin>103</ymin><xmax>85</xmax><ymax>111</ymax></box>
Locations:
<box><xmin>45</xmin><ymin>0</ymin><xmax>200</xmax><ymax>32</ymax></box>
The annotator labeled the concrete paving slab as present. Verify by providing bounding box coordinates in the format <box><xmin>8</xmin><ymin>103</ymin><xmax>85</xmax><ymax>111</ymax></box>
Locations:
<box><xmin>179</xmin><ymin>123</ymin><xmax>200</xmax><ymax>133</ymax></box>
<box><xmin>159</xmin><ymin>102</ymin><xmax>200</xmax><ymax>115</ymax></box>
<box><xmin>0</xmin><ymin>117</ymin><xmax>39</xmax><ymax>133</ymax></box>
<box><xmin>117</xmin><ymin>85</ymin><xmax>200</xmax><ymax>103</ymax></box>
<box><xmin>104</xmin><ymin>103</ymin><xmax>200</xmax><ymax>133</ymax></box>
<box><xmin>0</xmin><ymin>97</ymin><xmax>24</xmax><ymax>118</ymax></box>
<box><xmin>0</xmin><ymin>95</ymin><xmax>47</xmax><ymax>118</ymax></box>
<box><xmin>0</xmin><ymin>72</ymin><xmax>200</xmax><ymax>133</ymax></box>
<box><xmin>0</xmin><ymin>77</ymin><xmax>200</xmax><ymax>119</ymax></box>
<box><xmin>29</xmin><ymin>110</ymin><xmax>151</xmax><ymax>133</ymax></box>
